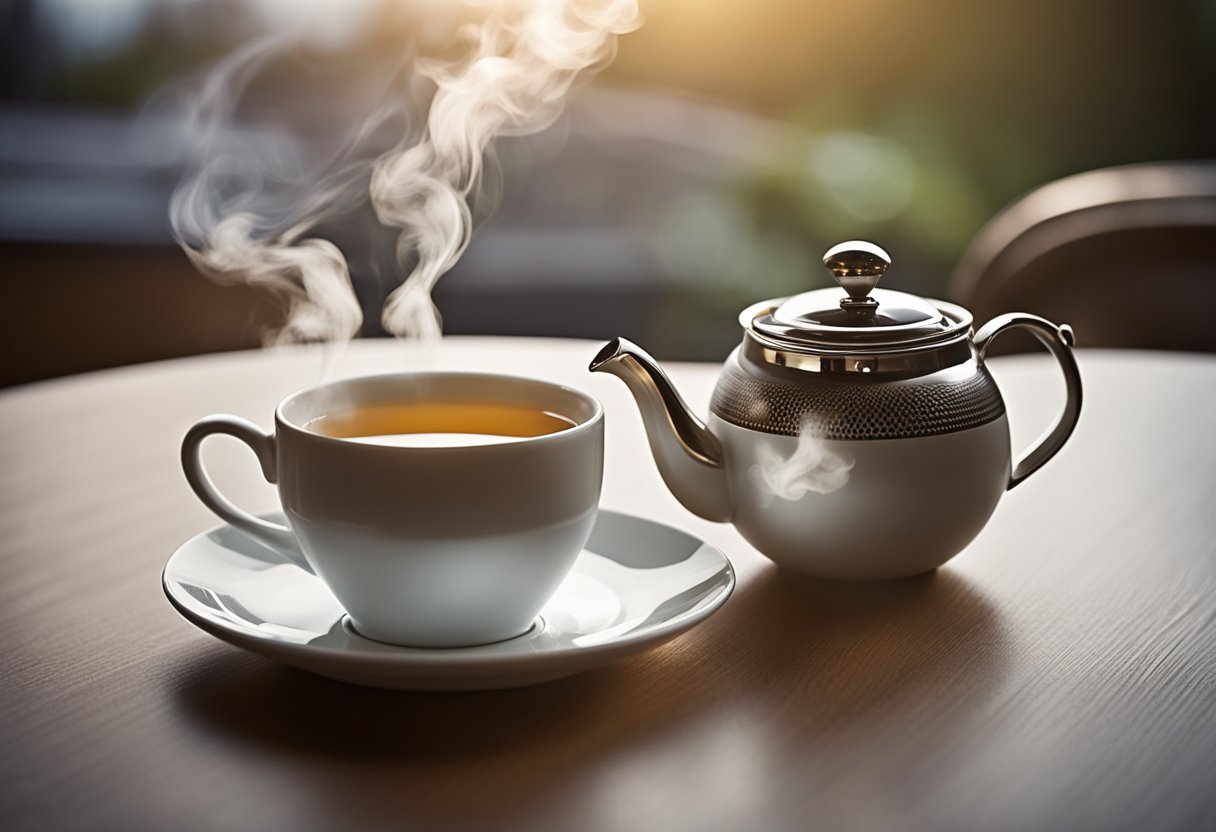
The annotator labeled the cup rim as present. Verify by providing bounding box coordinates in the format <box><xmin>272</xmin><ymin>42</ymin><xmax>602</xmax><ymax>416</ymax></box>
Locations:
<box><xmin>273</xmin><ymin>370</ymin><xmax>603</xmax><ymax>449</ymax></box>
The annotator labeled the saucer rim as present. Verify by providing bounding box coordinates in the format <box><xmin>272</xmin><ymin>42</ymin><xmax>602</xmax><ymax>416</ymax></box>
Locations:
<box><xmin>163</xmin><ymin>509</ymin><xmax>735</xmax><ymax>668</ymax></box>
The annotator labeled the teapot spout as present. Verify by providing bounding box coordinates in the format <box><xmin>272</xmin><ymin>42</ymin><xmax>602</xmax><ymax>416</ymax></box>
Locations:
<box><xmin>590</xmin><ymin>338</ymin><xmax>731</xmax><ymax>522</ymax></box>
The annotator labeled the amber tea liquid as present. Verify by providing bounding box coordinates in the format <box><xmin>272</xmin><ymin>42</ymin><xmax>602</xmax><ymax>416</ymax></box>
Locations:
<box><xmin>306</xmin><ymin>401</ymin><xmax>577</xmax><ymax>447</ymax></box>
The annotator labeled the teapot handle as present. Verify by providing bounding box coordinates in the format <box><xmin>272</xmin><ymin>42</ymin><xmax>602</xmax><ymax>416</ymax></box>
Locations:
<box><xmin>974</xmin><ymin>313</ymin><xmax>1083</xmax><ymax>490</ymax></box>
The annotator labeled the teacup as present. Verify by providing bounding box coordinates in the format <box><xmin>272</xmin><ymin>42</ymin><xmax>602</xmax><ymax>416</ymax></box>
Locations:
<box><xmin>181</xmin><ymin>372</ymin><xmax>604</xmax><ymax>647</ymax></box>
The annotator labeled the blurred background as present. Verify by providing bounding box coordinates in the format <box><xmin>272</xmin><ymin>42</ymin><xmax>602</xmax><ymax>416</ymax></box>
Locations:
<box><xmin>2</xmin><ymin>0</ymin><xmax>1214</xmax><ymax>386</ymax></box>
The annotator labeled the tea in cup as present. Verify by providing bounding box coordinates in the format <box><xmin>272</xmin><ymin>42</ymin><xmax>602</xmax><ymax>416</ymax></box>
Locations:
<box><xmin>182</xmin><ymin>372</ymin><xmax>604</xmax><ymax>648</ymax></box>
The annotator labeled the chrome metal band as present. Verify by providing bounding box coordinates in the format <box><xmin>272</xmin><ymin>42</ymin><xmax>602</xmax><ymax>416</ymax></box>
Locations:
<box><xmin>741</xmin><ymin>331</ymin><xmax>976</xmax><ymax>377</ymax></box>
<box><xmin>739</xmin><ymin>298</ymin><xmax>975</xmax><ymax>351</ymax></box>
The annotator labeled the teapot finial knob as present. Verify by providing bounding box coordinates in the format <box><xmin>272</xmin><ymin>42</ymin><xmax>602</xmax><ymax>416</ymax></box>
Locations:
<box><xmin>823</xmin><ymin>241</ymin><xmax>890</xmax><ymax>308</ymax></box>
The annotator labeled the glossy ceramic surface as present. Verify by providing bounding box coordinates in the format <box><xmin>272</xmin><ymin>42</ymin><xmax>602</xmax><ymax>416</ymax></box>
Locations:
<box><xmin>163</xmin><ymin>510</ymin><xmax>735</xmax><ymax>691</ymax></box>
<box><xmin>182</xmin><ymin>372</ymin><xmax>604</xmax><ymax>647</ymax></box>
<box><xmin>713</xmin><ymin>415</ymin><xmax>1011</xmax><ymax>579</ymax></box>
<box><xmin>589</xmin><ymin>240</ymin><xmax>1081</xmax><ymax>580</ymax></box>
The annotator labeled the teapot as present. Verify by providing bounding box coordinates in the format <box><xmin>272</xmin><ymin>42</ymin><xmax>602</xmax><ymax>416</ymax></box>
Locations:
<box><xmin>590</xmin><ymin>241</ymin><xmax>1082</xmax><ymax>580</ymax></box>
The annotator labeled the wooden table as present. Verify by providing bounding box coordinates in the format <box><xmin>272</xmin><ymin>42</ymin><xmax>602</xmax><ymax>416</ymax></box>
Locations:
<box><xmin>2</xmin><ymin>337</ymin><xmax>1214</xmax><ymax>832</ymax></box>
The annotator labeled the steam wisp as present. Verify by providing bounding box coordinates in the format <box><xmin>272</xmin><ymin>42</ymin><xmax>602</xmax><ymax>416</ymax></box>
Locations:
<box><xmin>165</xmin><ymin>37</ymin><xmax>401</xmax><ymax>348</ymax></box>
<box><xmin>749</xmin><ymin>419</ymin><xmax>854</xmax><ymax>502</ymax></box>
<box><xmin>165</xmin><ymin>1</ymin><xmax>640</xmax><ymax>353</ymax></box>
<box><xmin>372</xmin><ymin>0</ymin><xmax>641</xmax><ymax>338</ymax></box>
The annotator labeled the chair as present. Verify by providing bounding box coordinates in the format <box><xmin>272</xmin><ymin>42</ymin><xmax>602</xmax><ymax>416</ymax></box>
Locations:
<box><xmin>952</xmin><ymin>161</ymin><xmax>1216</xmax><ymax>352</ymax></box>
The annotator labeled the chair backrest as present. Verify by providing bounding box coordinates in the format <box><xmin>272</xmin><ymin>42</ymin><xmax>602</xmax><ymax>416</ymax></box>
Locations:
<box><xmin>952</xmin><ymin>161</ymin><xmax>1216</xmax><ymax>352</ymax></box>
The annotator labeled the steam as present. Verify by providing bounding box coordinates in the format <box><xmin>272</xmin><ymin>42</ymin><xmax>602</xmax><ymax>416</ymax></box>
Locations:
<box><xmin>749</xmin><ymin>419</ymin><xmax>854</xmax><ymax>502</ymax></box>
<box><xmin>164</xmin><ymin>36</ymin><xmax>400</xmax><ymax>348</ymax></box>
<box><xmin>163</xmin><ymin>1</ymin><xmax>640</xmax><ymax>353</ymax></box>
<box><xmin>372</xmin><ymin>0</ymin><xmax>642</xmax><ymax>338</ymax></box>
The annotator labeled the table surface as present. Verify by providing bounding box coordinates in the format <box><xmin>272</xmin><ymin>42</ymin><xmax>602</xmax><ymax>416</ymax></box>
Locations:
<box><xmin>2</xmin><ymin>337</ymin><xmax>1215</xmax><ymax>832</ymax></box>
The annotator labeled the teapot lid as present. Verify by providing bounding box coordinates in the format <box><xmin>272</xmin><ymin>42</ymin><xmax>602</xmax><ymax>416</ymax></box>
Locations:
<box><xmin>745</xmin><ymin>241</ymin><xmax>970</xmax><ymax>350</ymax></box>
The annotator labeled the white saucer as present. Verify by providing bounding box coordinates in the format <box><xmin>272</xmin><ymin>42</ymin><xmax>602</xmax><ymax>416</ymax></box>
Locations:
<box><xmin>163</xmin><ymin>510</ymin><xmax>734</xmax><ymax>690</ymax></box>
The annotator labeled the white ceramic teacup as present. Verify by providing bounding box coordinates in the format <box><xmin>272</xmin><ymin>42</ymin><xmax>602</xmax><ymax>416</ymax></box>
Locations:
<box><xmin>181</xmin><ymin>372</ymin><xmax>604</xmax><ymax>648</ymax></box>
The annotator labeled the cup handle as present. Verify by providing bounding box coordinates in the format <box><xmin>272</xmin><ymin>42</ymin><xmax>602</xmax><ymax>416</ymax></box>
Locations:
<box><xmin>181</xmin><ymin>415</ymin><xmax>309</xmax><ymax>570</ymax></box>
<box><xmin>975</xmin><ymin>313</ymin><xmax>1083</xmax><ymax>490</ymax></box>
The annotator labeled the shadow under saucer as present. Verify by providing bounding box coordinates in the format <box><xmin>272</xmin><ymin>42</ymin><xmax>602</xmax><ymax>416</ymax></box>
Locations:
<box><xmin>164</xmin><ymin>562</ymin><xmax>1009</xmax><ymax>831</ymax></box>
